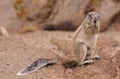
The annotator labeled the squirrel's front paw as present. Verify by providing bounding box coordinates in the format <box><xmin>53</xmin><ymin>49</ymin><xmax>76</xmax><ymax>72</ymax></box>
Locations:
<box><xmin>82</xmin><ymin>60</ymin><xmax>94</xmax><ymax>65</ymax></box>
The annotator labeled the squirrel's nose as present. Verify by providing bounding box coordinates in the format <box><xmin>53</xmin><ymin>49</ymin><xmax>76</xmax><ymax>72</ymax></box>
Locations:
<box><xmin>94</xmin><ymin>18</ymin><xmax>97</xmax><ymax>23</ymax></box>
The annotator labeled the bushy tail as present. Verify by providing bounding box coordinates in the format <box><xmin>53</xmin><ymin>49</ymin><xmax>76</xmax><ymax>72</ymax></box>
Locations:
<box><xmin>16</xmin><ymin>58</ymin><xmax>58</xmax><ymax>76</ymax></box>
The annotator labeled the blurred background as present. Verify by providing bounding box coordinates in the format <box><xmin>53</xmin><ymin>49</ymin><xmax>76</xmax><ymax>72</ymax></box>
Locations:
<box><xmin>0</xmin><ymin>0</ymin><xmax>120</xmax><ymax>32</ymax></box>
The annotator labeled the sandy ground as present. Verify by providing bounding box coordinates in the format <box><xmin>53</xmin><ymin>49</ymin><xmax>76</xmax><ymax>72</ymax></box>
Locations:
<box><xmin>0</xmin><ymin>28</ymin><xmax>120</xmax><ymax>79</ymax></box>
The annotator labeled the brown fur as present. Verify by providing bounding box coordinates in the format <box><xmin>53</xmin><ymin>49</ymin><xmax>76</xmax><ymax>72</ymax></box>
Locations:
<box><xmin>73</xmin><ymin>12</ymin><xmax>100</xmax><ymax>65</ymax></box>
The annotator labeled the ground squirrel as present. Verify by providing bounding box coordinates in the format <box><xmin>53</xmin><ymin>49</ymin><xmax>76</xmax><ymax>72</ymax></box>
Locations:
<box><xmin>73</xmin><ymin>12</ymin><xmax>100</xmax><ymax>65</ymax></box>
<box><xmin>17</xmin><ymin>12</ymin><xmax>100</xmax><ymax>75</ymax></box>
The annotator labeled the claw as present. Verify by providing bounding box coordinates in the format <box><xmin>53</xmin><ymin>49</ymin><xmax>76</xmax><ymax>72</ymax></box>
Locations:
<box><xmin>82</xmin><ymin>60</ymin><xmax>94</xmax><ymax>65</ymax></box>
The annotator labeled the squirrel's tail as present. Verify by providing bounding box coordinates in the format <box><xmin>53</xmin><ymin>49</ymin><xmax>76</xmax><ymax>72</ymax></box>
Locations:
<box><xmin>16</xmin><ymin>58</ymin><xmax>58</xmax><ymax>76</ymax></box>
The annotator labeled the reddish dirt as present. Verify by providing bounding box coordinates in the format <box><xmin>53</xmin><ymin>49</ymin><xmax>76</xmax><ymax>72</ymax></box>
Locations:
<box><xmin>0</xmin><ymin>27</ymin><xmax>120</xmax><ymax>79</ymax></box>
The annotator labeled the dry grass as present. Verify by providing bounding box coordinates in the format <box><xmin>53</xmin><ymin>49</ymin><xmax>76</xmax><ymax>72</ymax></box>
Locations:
<box><xmin>20</xmin><ymin>25</ymin><xmax>37</xmax><ymax>34</ymax></box>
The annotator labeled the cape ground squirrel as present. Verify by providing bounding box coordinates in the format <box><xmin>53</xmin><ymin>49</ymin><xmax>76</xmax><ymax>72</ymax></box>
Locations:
<box><xmin>73</xmin><ymin>12</ymin><xmax>100</xmax><ymax>65</ymax></box>
<box><xmin>17</xmin><ymin>12</ymin><xmax>100</xmax><ymax>75</ymax></box>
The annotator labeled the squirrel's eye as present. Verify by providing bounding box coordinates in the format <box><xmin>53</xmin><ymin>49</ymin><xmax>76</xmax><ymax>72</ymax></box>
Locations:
<box><xmin>88</xmin><ymin>14</ymin><xmax>92</xmax><ymax>19</ymax></box>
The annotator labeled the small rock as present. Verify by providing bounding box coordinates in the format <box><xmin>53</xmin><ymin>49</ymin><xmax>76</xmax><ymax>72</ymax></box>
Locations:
<box><xmin>65</xmin><ymin>68</ymin><xmax>72</xmax><ymax>77</ymax></box>
<box><xmin>6</xmin><ymin>64</ymin><xmax>10</xmax><ymax>66</ymax></box>
<box><xmin>0</xmin><ymin>26</ymin><xmax>9</xmax><ymax>37</ymax></box>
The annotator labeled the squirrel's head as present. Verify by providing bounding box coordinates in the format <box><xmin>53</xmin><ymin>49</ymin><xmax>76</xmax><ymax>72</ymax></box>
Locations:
<box><xmin>84</xmin><ymin>12</ymin><xmax>100</xmax><ymax>34</ymax></box>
